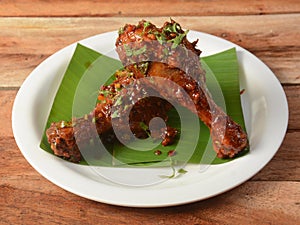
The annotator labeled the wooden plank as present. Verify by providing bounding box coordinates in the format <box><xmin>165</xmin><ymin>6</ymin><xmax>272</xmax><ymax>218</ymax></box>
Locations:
<box><xmin>252</xmin><ymin>131</ymin><xmax>300</xmax><ymax>181</ymax></box>
<box><xmin>284</xmin><ymin>85</ymin><xmax>300</xmax><ymax>130</ymax></box>
<box><xmin>1</xmin><ymin>0</ymin><xmax>300</xmax><ymax>17</ymax></box>
<box><xmin>0</xmin><ymin>90</ymin><xmax>17</xmax><ymax>137</ymax></box>
<box><xmin>0</xmin><ymin>174</ymin><xmax>299</xmax><ymax>224</ymax></box>
<box><xmin>0</xmin><ymin>54</ymin><xmax>48</xmax><ymax>87</ymax></box>
<box><xmin>2</xmin><ymin>15</ymin><xmax>299</xmax><ymax>55</ymax></box>
<box><xmin>1</xmin><ymin>15</ymin><xmax>299</xmax><ymax>87</ymax></box>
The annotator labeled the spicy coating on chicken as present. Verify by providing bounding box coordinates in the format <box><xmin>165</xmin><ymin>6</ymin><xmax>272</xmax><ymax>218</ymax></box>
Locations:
<box><xmin>46</xmin><ymin>67</ymin><xmax>178</xmax><ymax>162</ymax></box>
<box><xmin>46</xmin><ymin>19</ymin><xmax>248</xmax><ymax>162</ymax></box>
<box><xmin>115</xmin><ymin>19</ymin><xmax>248</xmax><ymax>158</ymax></box>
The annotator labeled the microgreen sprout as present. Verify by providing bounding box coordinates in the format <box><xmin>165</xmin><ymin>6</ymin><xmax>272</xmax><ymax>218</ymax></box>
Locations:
<box><xmin>139</xmin><ymin>121</ymin><xmax>151</xmax><ymax>137</ymax></box>
<box><xmin>160</xmin><ymin>155</ymin><xmax>188</xmax><ymax>179</ymax></box>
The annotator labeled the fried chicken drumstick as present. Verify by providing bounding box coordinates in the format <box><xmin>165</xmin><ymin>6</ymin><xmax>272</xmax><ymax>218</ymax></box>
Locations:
<box><xmin>46</xmin><ymin>19</ymin><xmax>248</xmax><ymax>162</ymax></box>
<box><xmin>46</xmin><ymin>67</ymin><xmax>177</xmax><ymax>162</ymax></box>
<box><xmin>116</xmin><ymin>19</ymin><xmax>248</xmax><ymax>158</ymax></box>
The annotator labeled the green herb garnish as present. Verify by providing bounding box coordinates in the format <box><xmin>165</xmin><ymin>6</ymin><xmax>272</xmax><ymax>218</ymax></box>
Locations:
<box><xmin>155</xmin><ymin>33</ymin><xmax>167</xmax><ymax>45</ymax></box>
<box><xmin>123</xmin><ymin>44</ymin><xmax>147</xmax><ymax>57</ymax></box>
<box><xmin>133</xmin><ymin>45</ymin><xmax>147</xmax><ymax>55</ymax></box>
<box><xmin>139</xmin><ymin>121</ymin><xmax>151</xmax><ymax>137</ymax></box>
<box><xmin>142</xmin><ymin>21</ymin><xmax>151</xmax><ymax>34</ymax></box>
<box><xmin>111</xmin><ymin>110</ymin><xmax>120</xmax><ymax>119</ymax></box>
<box><xmin>118</xmin><ymin>27</ymin><xmax>124</xmax><ymax>35</ymax></box>
<box><xmin>160</xmin><ymin>157</ymin><xmax>188</xmax><ymax>179</ymax></box>
<box><xmin>113</xmin><ymin>96</ymin><xmax>123</xmax><ymax>106</ymax></box>
<box><xmin>170</xmin><ymin>30</ymin><xmax>189</xmax><ymax>49</ymax></box>
<box><xmin>163</xmin><ymin>22</ymin><xmax>181</xmax><ymax>33</ymax></box>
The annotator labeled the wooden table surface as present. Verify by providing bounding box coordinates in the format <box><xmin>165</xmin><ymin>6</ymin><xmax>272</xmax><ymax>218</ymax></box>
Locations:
<box><xmin>1</xmin><ymin>0</ymin><xmax>299</xmax><ymax>224</ymax></box>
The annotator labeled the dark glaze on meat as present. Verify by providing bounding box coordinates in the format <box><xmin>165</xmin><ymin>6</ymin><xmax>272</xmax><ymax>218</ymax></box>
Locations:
<box><xmin>116</xmin><ymin>19</ymin><xmax>205</xmax><ymax>84</ymax></box>
<box><xmin>46</xmin><ymin>19</ymin><xmax>248</xmax><ymax>162</ymax></box>
<box><xmin>115</xmin><ymin>19</ymin><xmax>248</xmax><ymax>158</ymax></box>
<box><xmin>46</xmin><ymin>67</ymin><xmax>178</xmax><ymax>162</ymax></box>
<box><xmin>146</xmin><ymin>62</ymin><xmax>248</xmax><ymax>158</ymax></box>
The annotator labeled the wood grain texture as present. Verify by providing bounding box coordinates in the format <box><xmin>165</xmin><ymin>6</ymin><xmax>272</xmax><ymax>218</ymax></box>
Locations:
<box><xmin>0</xmin><ymin>89</ymin><xmax>17</xmax><ymax>137</ymax></box>
<box><xmin>1</xmin><ymin>14</ymin><xmax>299</xmax><ymax>87</ymax></box>
<box><xmin>1</xmin><ymin>1</ymin><xmax>299</xmax><ymax>223</ymax></box>
<box><xmin>284</xmin><ymin>85</ymin><xmax>300</xmax><ymax>130</ymax></box>
<box><xmin>1</xmin><ymin>0</ymin><xmax>300</xmax><ymax>17</ymax></box>
<box><xmin>252</xmin><ymin>131</ymin><xmax>300</xmax><ymax>181</ymax></box>
<box><xmin>0</xmin><ymin>181</ymin><xmax>298</xmax><ymax>225</ymax></box>
<box><xmin>1</xmin><ymin>163</ymin><xmax>299</xmax><ymax>225</ymax></box>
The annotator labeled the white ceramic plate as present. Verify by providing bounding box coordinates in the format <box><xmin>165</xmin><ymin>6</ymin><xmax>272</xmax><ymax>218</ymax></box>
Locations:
<box><xmin>12</xmin><ymin>30</ymin><xmax>288</xmax><ymax>207</ymax></box>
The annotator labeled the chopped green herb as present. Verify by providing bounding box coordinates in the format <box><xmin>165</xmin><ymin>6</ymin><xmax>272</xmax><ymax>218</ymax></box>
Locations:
<box><xmin>137</xmin><ymin>62</ymin><xmax>149</xmax><ymax>74</ymax></box>
<box><xmin>143</xmin><ymin>21</ymin><xmax>151</xmax><ymax>34</ymax></box>
<box><xmin>178</xmin><ymin>168</ymin><xmax>188</xmax><ymax>174</ymax></box>
<box><xmin>164</xmin><ymin>24</ymin><xmax>175</xmax><ymax>33</ymax></box>
<box><xmin>60</xmin><ymin>121</ymin><xmax>66</xmax><ymax>128</ymax></box>
<box><xmin>170</xmin><ymin>30</ymin><xmax>189</xmax><ymax>49</ymax></box>
<box><xmin>139</xmin><ymin>121</ymin><xmax>151</xmax><ymax>136</ymax></box>
<box><xmin>111</xmin><ymin>110</ymin><xmax>120</xmax><ymax>119</ymax></box>
<box><xmin>118</xmin><ymin>27</ymin><xmax>124</xmax><ymax>35</ymax></box>
<box><xmin>113</xmin><ymin>96</ymin><xmax>123</xmax><ymax>106</ymax></box>
<box><xmin>99</xmin><ymin>89</ymin><xmax>112</xmax><ymax>97</ymax></box>
<box><xmin>155</xmin><ymin>33</ymin><xmax>166</xmax><ymax>45</ymax></box>
<box><xmin>162</xmin><ymin>48</ymin><xmax>169</xmax><ymax>57</ymax></box>
<box><xmin>159</xmin><ymin>157</ymin><xmax>187</xmax><ymax>179</ymax></box>
<box><xmin>123</xmin><ymin>44</ymin><xmax>147</xmax><ymax>57</ymax></box>
<box><xmin>124</xmin><ymin>44</ymin><xmax>133</xmax><ymax>57</ymax></box>
<box><xmin>133</xmin><ymin>45</ymin><xmax>147</xmax><ymax>56</ymax></box>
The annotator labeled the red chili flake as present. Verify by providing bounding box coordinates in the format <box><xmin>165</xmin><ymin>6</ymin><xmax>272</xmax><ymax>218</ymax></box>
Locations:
<box><xmin>168</xmin><ymin>150</ymin><xmax>176</xmax><ymax>157</ymax></box>
<box><xmin>240</xmin><ymin>89</ymin><xmax>246</xmax><ymax>95</ymax></box>
<box><xmin>154</xmin><ymin>150</ymin><xmax>162</xmax><ymax>155</ymax></box>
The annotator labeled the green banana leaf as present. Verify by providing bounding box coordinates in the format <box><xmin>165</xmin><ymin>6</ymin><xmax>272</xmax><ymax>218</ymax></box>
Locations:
<box><xmin>40</xmin><ymin>43</ymin><xmax>248</xmax><ymax>166</ymax></box>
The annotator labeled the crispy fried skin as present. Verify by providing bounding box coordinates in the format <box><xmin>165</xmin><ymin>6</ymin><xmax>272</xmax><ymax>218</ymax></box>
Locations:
<box><xmin>115</xmin><ymin>19</ymin><xmax>248</xmax><ymax>158</ymax></box>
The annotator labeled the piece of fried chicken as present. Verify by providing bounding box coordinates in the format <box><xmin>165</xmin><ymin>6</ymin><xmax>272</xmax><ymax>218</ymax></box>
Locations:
<box><xmin>115</xmin><ymin>19</ymin><xmax>248</xmax><ymax>158</ymax></box>
<box><xmin>46</xmin><ymin>67</ymin><xmax>177</xmax><ymax>162</ymax></box>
